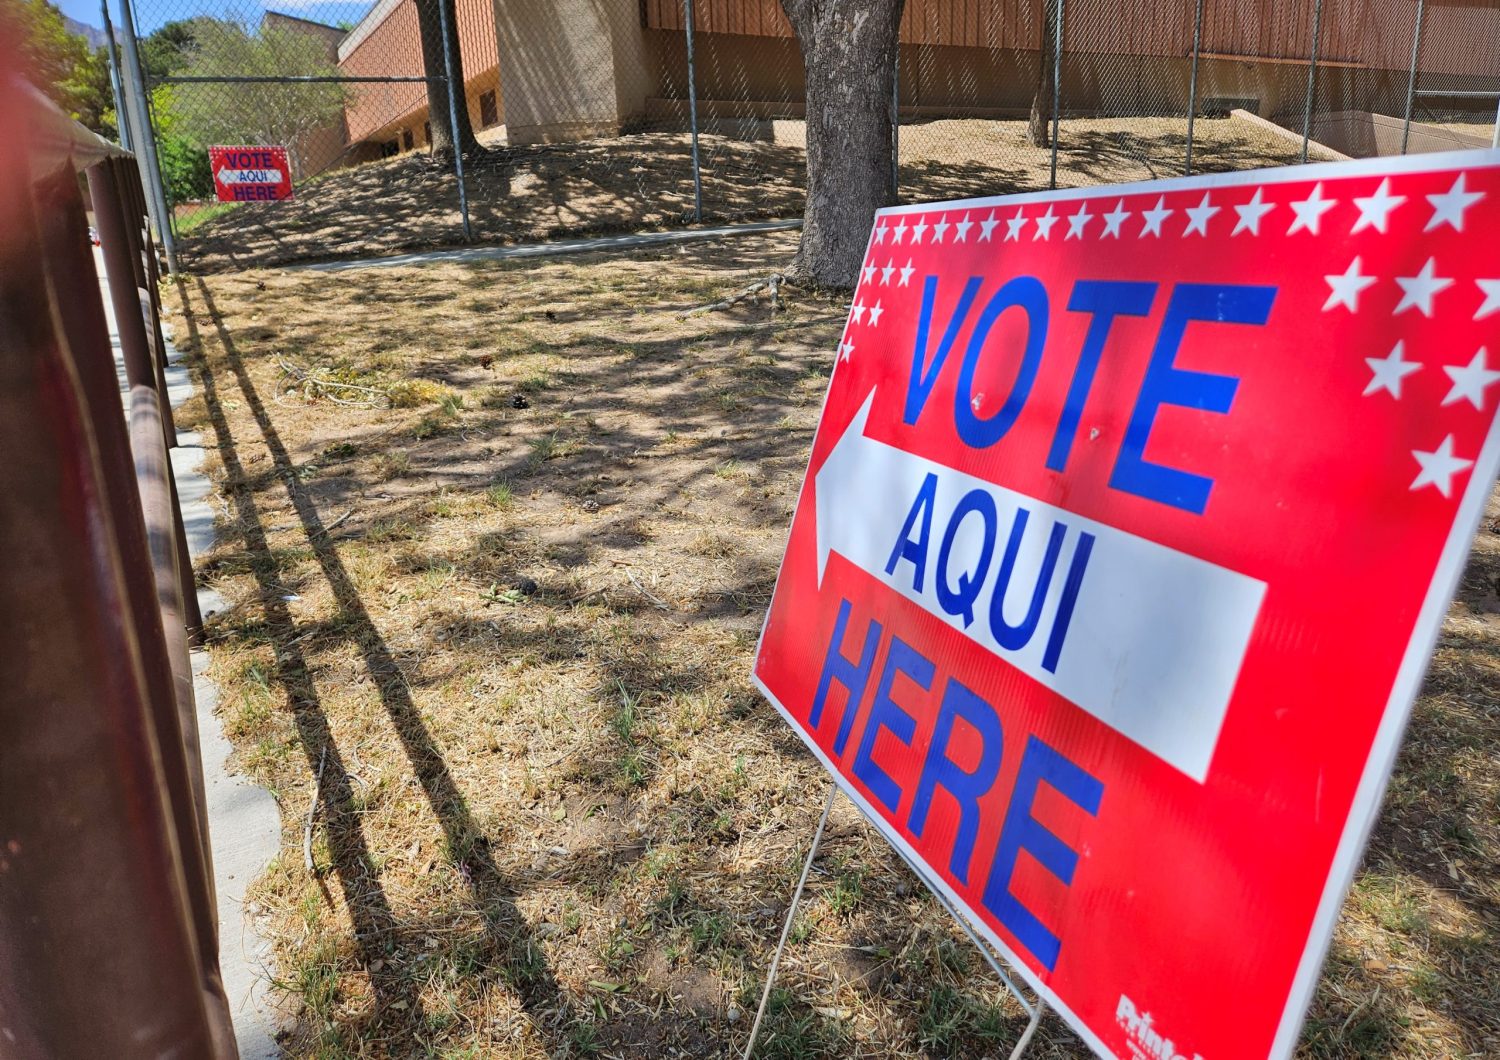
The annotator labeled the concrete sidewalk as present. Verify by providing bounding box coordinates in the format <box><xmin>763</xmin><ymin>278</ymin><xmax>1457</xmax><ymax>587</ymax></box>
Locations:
<box><xmin>97</xmin><ymin>251</ymin><xmax>282</xmax><ymax>1058</ymax></box>
<box><xmin>295</xmin><ymin>217</ymin><xmax>801</xmax><ymax>272</ymax></box>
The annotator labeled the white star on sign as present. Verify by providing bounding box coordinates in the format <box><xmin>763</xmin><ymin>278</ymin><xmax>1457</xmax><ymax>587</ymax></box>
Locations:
<box><xmin>1324</xmin><ymin>256</ymin><xmax>1376</xmax><ymax>312</ymax></box>
<box><xmin>1139</xmin><ymin>196</ymin><xmax>1171</xmax><ymax>237</ymax></box>
<box><xmin>1352</xmin><ymin>178</ymin><xmax>1405</xmax><ymax>234</ymax></box>
<box><xmin>898</xmin><ymin>259</ymin><xmax>914</xmax><ymax>287</ymax></box>
<box><xmin>1443</xmin><ymin>348</ymin><xmax>1500</xmax><ymax>410</ymax></box>
<box><xmin>971</xmin><ymin>392</ymin><xmax>985</xmax><ymax>412</ymax></box>
<box><xmin>880</xmin><ymin>260</ymin><xmax>895</xmax><ymax>285</ymax></box>
<box><xmin>1475</xmin><ymin>278</ymin><xmax>1500</xmax><ymax>320</ymax></box>
<box><xmin>892</xmin><ymin>218</ymin><xmax>908</xmax><ymax>244</ymax></box>
<box><xmin>1066</xmin><ymin>202</ymin><xmax>1094</xmax><ymax>239</ymax></box>
<box><xmin>1033</xmin><ymin>206</ymin><xmax>1059</xmax><ymax>240</ymax></box>
<box><xmin>979</xmin><ymin>211</ymin><xmax>999</xmax><ymax>241</ymax></box>
<box><xmin>1183</xmin><ymin>192</ymin><xmax>1220</xmax><ymax>236</ymax></box>
<box><xmin>1005</xmin><ymin>209</ymin><xmax>1029</xmax><ymax>241</ymax></box>
<box><xmin>1394</xmin><ymin>257</ymin><xmax>1453</xmax><ymax>317</ymax></box>
<box><xmin>851</xmin><ymin>300</ymin><xmax>867</xmax><ymax>324</ymax></box>
<box><xmin>1425</xmin><ymin>173</ymin><xmax>1483</xmax><ymax>232</ymax></box>
<box><xmin>862</xmin><ymin>261</ymin><xmax>876</xmax><ymax>285</ymax></box>
<box><xmin>838</xmin><ymin>340</ymin><xmax>855</xmax><ymax>362</ymax></box>
<box><xmin>954</xmin><ymin>213</ymin><xmax>973</xmax><ymax>242</ymax></box>
<box><xmin>873</xmin><ymin>222</ymin><xmax>888</xmax><ymax>244</ymax></box>
<box><xmin>1411</xmin><ymin>435</ymin><xmax>1473</xmax><ymax>498</ymax></box>
<box><xmin>932</xmin><ymin>215</ymin><xmax>949</xmax><ymax>243</ymax></box>
<box><xmin>1232</xmin><ymin>188</ymin><xmax>1275</xmax><ymax>235</ymax></box>
<box><xmin>1288</xmin><ymin>182</ymin><xmax>1336</xmax><ymax>235</ymax></box>
<box><xmin>1101</xmin><ymin>199</ymin><xmax>1129</xmax><ymax>238</ymax></box>
<box><xmin>868</xmin><ymin>300</ymin><xmax>885</xmax><ymax>327</ymax></box>
<box><xmin>1364</xmin><ymin>340</ymin><xmax>1421</xmax><ymax>398</ymax></box>
<box><xmin>911</xmin><ymin>216</ymin><xmax>928</xmax><ymax>244</ymax></box>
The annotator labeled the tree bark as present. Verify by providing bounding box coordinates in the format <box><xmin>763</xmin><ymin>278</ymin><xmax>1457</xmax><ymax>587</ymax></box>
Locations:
<box><xmin>416</xmin><ymin>0</ymin><xmax>481</xmax><ymax>157</ymax></box>
<box><xmin>781</xmin><ymin>0</ymin><xmax>906</xmax><ymax>289</ymax></box>
<box><xmin>1028</xmin><ymin>0</ymin><xmax>1059</xmax><ymax>147</ymax></box>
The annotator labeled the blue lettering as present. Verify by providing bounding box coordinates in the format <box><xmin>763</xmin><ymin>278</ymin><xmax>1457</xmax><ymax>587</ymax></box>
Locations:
<box><xmin>908</xmin><ymin>679</ymin><xmax>1004</xmax><ymax>884</ymax></box>
<box><xmin>904</xmin><ymin>276</ymin><xmax>983</xmax><ymax>426</ymax></box>
<box><xmin>1110</xmin><ymin>283</ymin><xmax>1275</xmax><ymax>514</ymax></box>
<box><xmin>1046</xmin><ymin>280</ymin><xmax>1157</xmax><ymax>472</ymax></box>
<box><xmin>884</xmin><ymin>472</ymin><xmax>939</xmax><ymax>592</ymax></box>
<box><xmin>954</xmin><ymin>276</ymin><xmax>1049</xmax><ymax>450</ymax></box>
<box><xmin>935</xmin><ymin>488</ymin><xmax>997</xmax><ymax>628</ymax></box>
<box><xmin>1040</xmin><ymin>531</ymin><xmax>1094</xmax><ymax>674</ymax></box>
<box><xmin>981</xmin><ymin>735</ymin><xmax>1104</xmax><ymax>971</ymax></box>
<box><xmin>810</xmin><ymin>598</ymin><xmax>883</xmax><ymax>757</ymax></box>
<box><xmin>851</xmin><ymin>638</ymin><xmax>932</xmax><ymax>813</ymax></box>
<box><xmin>988</xmin><ymin>508</ymin><xmax>1067</xmax><ymax>651</ymax></box>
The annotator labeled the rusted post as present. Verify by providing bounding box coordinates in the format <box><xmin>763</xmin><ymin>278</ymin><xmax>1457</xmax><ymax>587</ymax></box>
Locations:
<box><xmin>89</xmin><ymin>159</ymin><xmax>216</xmax><ymax>856</ymax></box>
<box><xmin>102</xmin><ymin>159</ymin><xmax>204</xmax><ymax>641</ymax></box>
<box><xmin>1</xmin><ymin>141</ymin><xmax>230</xmax><ymax>1059</ymax></box>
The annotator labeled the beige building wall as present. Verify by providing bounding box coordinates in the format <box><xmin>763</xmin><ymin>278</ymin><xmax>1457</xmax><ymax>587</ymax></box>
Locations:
<box><xmin>489</xmin><ymin>0</ymin><xmax>658</xmax><ymax>144</ymax></box>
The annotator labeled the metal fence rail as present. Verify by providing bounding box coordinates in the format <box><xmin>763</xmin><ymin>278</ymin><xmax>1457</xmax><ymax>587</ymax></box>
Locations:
<box><xmin>1</xmin><ymin>76</ymin><xmax>233</xmax><ymax>1057</ymax></box>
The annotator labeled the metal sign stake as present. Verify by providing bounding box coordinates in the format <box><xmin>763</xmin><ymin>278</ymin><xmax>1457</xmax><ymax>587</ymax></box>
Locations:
<box><xmin>742</xmin><ymin>783</ymin><xmax>1049</xmax><ymax>1059</ymax></box>
<box><xmin>742</xmin><ymin>785</ymin><xmax>836</xmax><ymax>1059</ymax></box>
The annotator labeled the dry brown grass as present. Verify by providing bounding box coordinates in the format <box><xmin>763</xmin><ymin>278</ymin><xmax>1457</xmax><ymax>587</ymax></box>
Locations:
<box><xmin>176</xmin><ymin>114</ymin><xmax>1334</xmax><ymax>272</ymax></box>
<box><xmin>166</xmin><ymin>231</ymin><xmax>1497</xmax><ymax>1059</ymax></box>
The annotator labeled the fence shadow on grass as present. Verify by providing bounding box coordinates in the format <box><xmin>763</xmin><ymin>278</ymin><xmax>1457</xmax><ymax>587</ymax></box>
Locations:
<box><xmin>180</xmin><ymin>277</ymin><xmax>572</xmax><ymax>1053</ymax></box>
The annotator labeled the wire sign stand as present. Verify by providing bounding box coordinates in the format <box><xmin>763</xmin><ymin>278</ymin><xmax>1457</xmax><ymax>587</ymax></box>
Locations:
<box><xmin>741</xmin><ymin>785</ymin><xmax>1049</xmax><ymax>1060</ymax></box>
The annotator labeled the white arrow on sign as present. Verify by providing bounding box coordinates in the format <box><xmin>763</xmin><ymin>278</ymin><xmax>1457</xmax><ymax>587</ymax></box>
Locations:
<box><xmin>216</xmin><ymin>167</ymin><xmax>285</xmax><ymax>185</ymax></box>
<box><xmin>813</xmin><ymin>390</ymin><xmax>1266</xmax><ymax>781</ymax></box>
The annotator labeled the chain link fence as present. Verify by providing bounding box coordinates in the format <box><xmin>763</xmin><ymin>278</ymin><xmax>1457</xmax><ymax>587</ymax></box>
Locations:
<box><xmin>107</xmin><ymin>0</ymin><xmax>1500</xmax><ymax>271</ymax></box>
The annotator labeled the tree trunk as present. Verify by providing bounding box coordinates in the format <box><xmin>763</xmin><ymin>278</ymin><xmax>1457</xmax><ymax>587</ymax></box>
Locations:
<box><xmin>416</xmin><ymin>0</ymin><xmax>481</xmax><ymax>157</ymax></box>
<box><xmin>781</xmin><ymin>0</ymin><xmax>906</xmax><ymax>289</ymax></box>
<box><xmin>1028</xmin><ymin>0</ymin><xmax>1058</xmax><ymax>147</ymax></box>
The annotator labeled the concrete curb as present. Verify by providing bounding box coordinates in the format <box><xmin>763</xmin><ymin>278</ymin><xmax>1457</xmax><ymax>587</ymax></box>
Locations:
<box><xmin>293</xmin><ymin>218</ymin><xmax>803</xmax><ymax>272</ymax></box>
<box><xmin>162</xmin><ymin>346</ymin><xmax>284</xmax><ymax>1060</ymax></box>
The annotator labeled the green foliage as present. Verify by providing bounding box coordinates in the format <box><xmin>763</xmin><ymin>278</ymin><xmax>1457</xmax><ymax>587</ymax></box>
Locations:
<box><xmin>3</xmin><ymin>0</ymin><xmax>114</xmax><ymax>135</ymax></box>
<box><xmin>151</xmin><ymin>84</ymin><xmax>213</xmax><ymax>202</ymax></box>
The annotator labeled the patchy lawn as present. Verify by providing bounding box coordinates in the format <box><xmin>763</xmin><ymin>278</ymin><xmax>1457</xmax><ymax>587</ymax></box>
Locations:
<box><xmin>176</xmin><ymin>114</ymin><xmax>1337</xmax><ymax>272</ymax></box>
<box><xmin>167</xmin><ymin>231</ymin><xmax>1497</xmax><ymax>1058</ymax></box>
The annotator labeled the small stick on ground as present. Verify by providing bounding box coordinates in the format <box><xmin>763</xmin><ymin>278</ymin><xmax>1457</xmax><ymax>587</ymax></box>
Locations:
<box><xmin>303</xmin><ymin>744</ymin><xmax>328</xmax><ymax>876</ymax></box>
<box><xmin>312</xmin><ymin>509</ymin><xmax>355</xmax><ymax>538</ymax></box>
<box><xmin>624</xmin><ymin>568</ymin><xmax>670</xmax><ymax>611</ymax></box>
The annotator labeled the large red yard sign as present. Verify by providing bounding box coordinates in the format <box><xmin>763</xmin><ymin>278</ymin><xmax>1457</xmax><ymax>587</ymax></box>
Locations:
<box><xmin>754</xmin><ymin>151</ymin><xmax>1500</xmax><ymax>1059</ymax></box>
<box><xmin>209</xmin><ymin>145</ymin><xmax>292</xmax><ymax>202</ymax></box>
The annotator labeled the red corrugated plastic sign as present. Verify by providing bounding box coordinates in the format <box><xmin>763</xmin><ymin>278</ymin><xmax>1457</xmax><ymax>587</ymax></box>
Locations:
<box><xmin>753</xmin><ymin>150</ymin><xmax>1500</xmax><ymax>1059</ymax></box>
<box><xmin>209</xmin><ymin>145</ymin><xmax>293</xmax><ymax>202</ymax></box>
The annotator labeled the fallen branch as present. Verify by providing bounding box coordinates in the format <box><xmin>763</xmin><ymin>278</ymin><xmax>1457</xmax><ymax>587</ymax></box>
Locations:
<box><xmin>275</xmin><ymin>354</ymin><xmax>392</xmax><ymax>409</ymax></box>
<box><xmin>679</xmin><ymin>272</ymin><xmax>787</xmax><ymax>318</ymax></box>
<box><xmin>303</xmin><ymin>744</ymin><xmax>328</xmax><ymax>876</ymax></box>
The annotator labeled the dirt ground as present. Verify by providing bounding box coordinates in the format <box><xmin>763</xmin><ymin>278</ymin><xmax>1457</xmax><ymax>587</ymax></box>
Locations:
<box><xmin>176</xmin><ymin>115</ymin><xmax>1337</xmax><ymax>272</ymax></box>
<box><xmin>166</xmin><ymin>231</ymin><xmax>1497</xmax><ymax>1059</ymax></box>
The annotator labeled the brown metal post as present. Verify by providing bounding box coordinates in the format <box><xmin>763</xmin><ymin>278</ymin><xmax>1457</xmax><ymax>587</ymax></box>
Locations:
<box><xmin>89</xmin><ymin>160</ymin><xmax>219</xmax><ymax>890</ymax></box>
<box><xmin>1</xmin><ymin>148</ymin><xmax>231</xmax><ymax>1059</ymax></box>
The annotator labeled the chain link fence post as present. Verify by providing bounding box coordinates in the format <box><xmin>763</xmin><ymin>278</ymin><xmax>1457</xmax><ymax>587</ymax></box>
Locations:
<box><xmin>435</xmin><ymin>0</ymin><xmax>471</xmax><ymax>242</ymax></box>
<box><xmin>1401</xmin><ymin>0</ymin><xmax>1427</xmax><ymax>154</ymax></box>
<box><xmin>683</xmin><ymin>0</ymin><xmax>703</xmax><ymax>223</ymax></box>
<box><xmin>1300</xmin><ymin>0</ymin><xmax>1325</xmax><ymax>163</ymax></box>
<box><xmin>1049</xmin><ymin>0</ymin><xmax>1065</xmax><ymax>190</ymax></box>
<box><xmin>117</xmin><ymin>0</ymin><xmax>179</xmax><ymax>274</ymax></box>
<box><xmin>1185</xmin><ymin>0</ymin><xmax>1204</xmax><ymax>175</ymax></box>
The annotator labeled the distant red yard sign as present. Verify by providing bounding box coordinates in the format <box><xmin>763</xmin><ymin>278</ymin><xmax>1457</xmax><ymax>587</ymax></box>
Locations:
<box><xmin>209</xmin><ymin>145</ymin><xmax>292</xmax><ymax>202</ymax></box>
<box><xmin>754</xmin><ymin>151</ymin><xmax>1500</xmax><ymax>1059</ymax></box>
